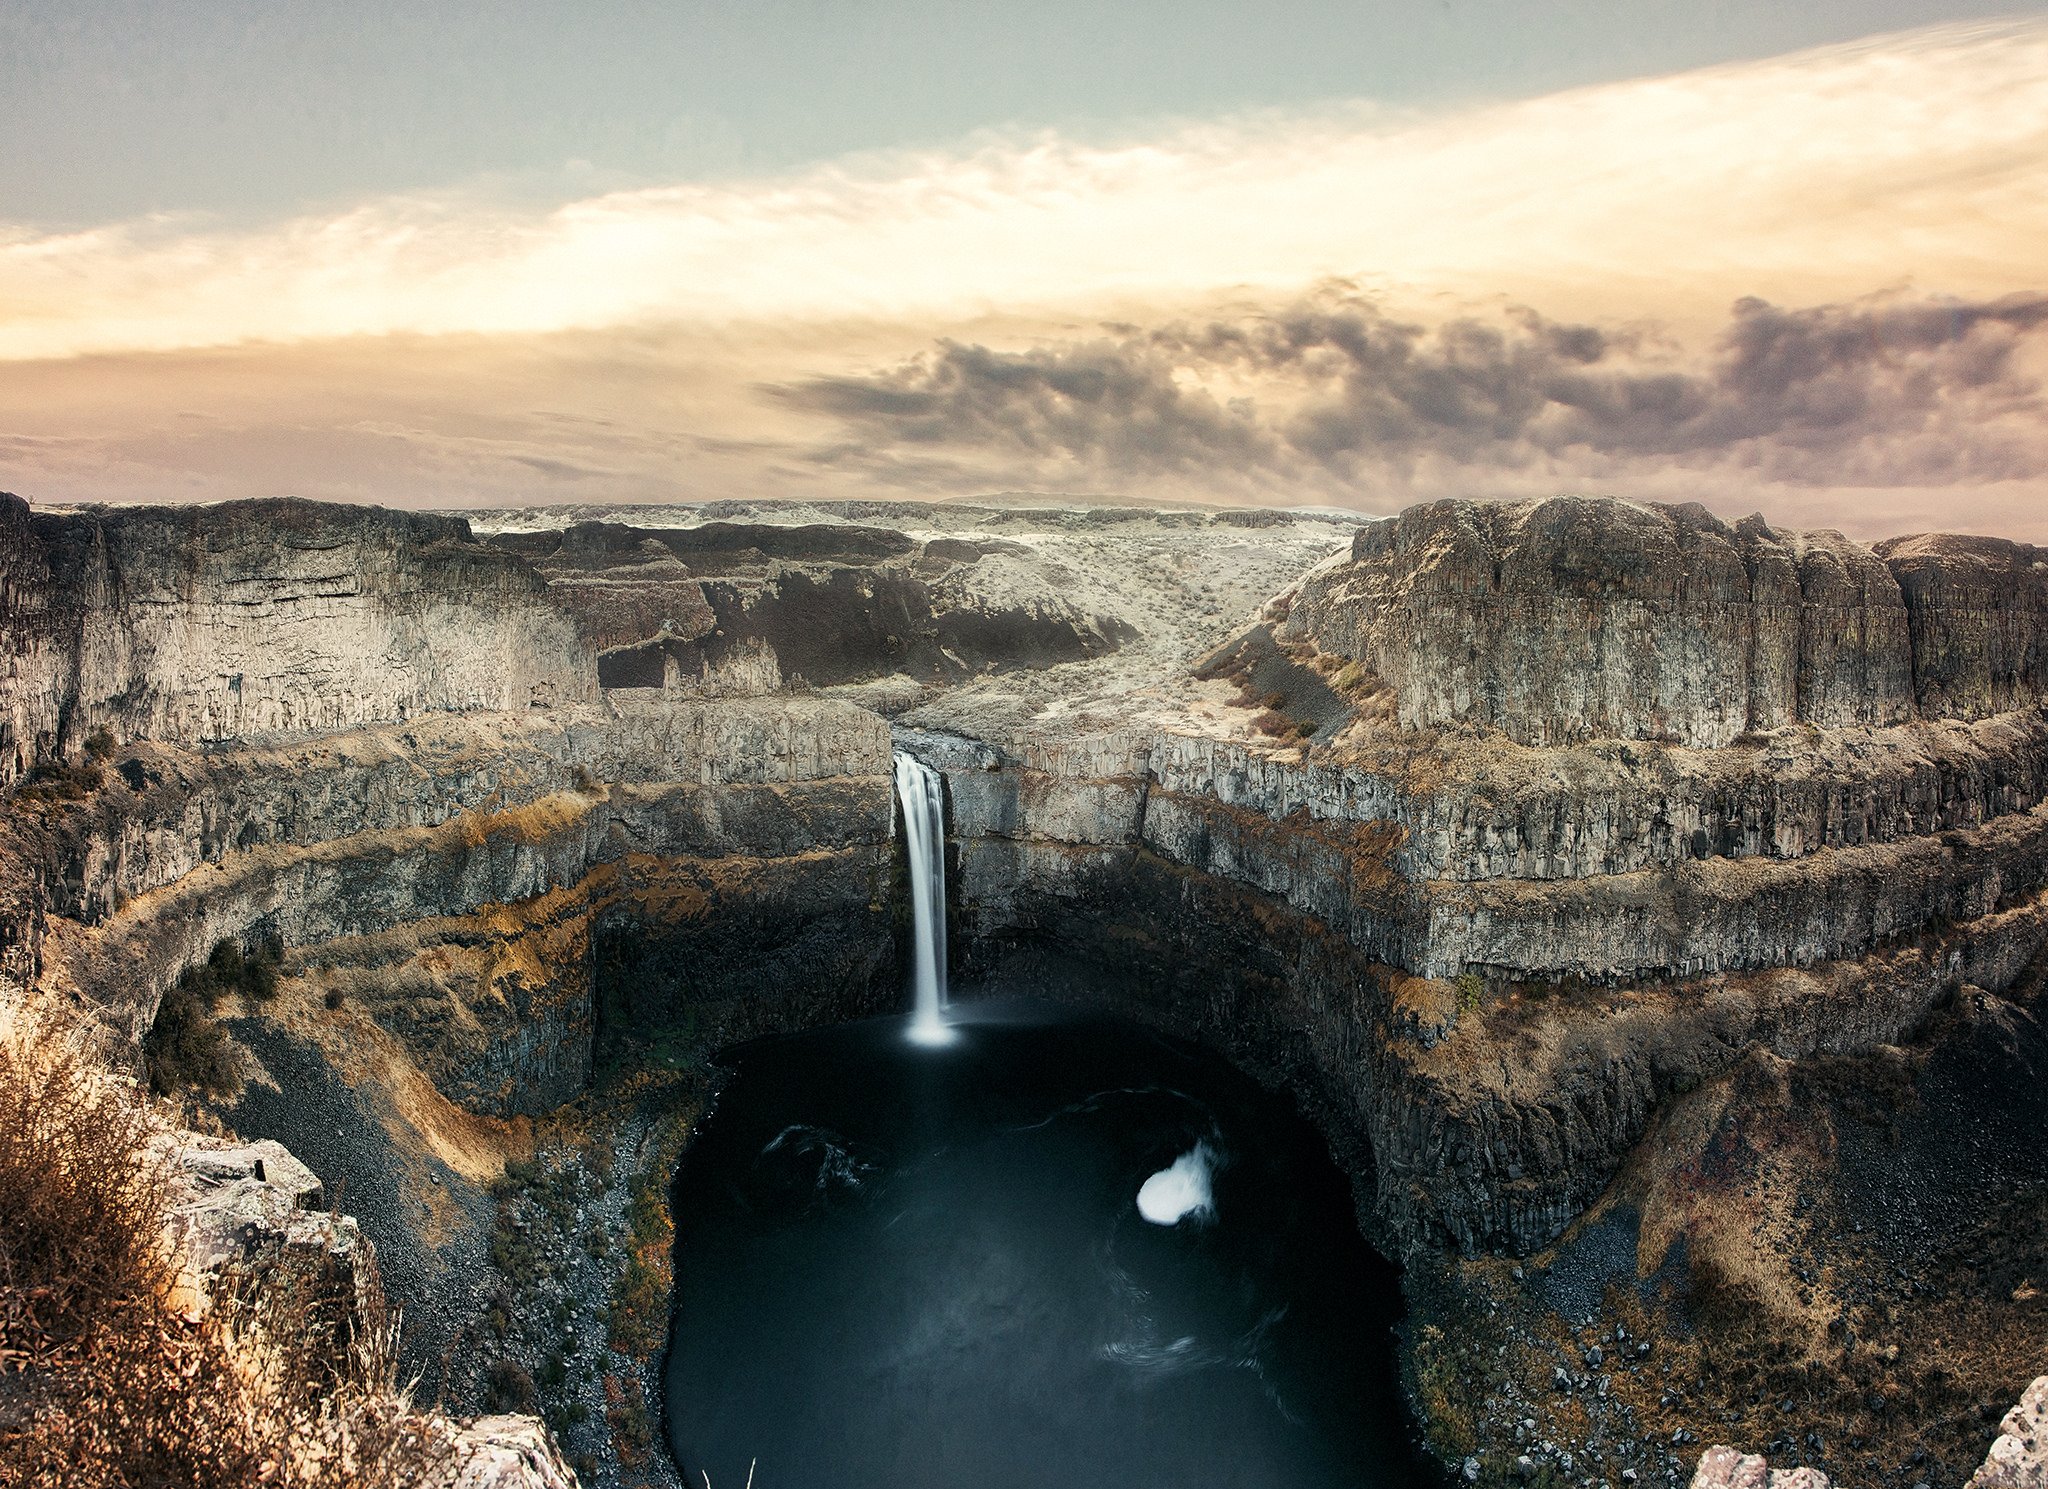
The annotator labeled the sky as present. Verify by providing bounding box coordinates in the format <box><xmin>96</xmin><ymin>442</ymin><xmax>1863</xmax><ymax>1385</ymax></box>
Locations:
<box><xmin>3</xmin><ymin>2</ymin><xmax>2046</xmax><ymax>538</ymax></box>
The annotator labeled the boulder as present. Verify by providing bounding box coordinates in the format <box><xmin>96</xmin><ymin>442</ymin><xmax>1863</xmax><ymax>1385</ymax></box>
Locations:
<box><xmin>442</xmin><ymin>1415</ymin><xmax>582</xmax><ymax>1489</ymax></box>
<box><xmin>1970</xmin><ymin>1376</ymin><xmax>2048</xmax><ymax>1489</ymax></box>
<box><xmin>1690</xmin><ymin>1446</ymin><xmax>1829</xmax><ymax>1489</ymax></box>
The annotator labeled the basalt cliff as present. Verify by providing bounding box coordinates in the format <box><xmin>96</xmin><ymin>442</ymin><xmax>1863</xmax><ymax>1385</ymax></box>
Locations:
<box><xmin>1</xmin><ymin>489</ymin><xmax>2041</xmax><ymax>1489</ymax></box>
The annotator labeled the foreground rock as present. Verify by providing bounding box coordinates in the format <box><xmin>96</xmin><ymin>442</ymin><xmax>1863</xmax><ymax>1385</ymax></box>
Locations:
<box><xmin>1970</xmin><ymin>1377</ymin><xmax>2048</xmax><ymax>1489</ymax></box>
<box><xmin>159</xmin><ymin>1129</ymin><xmax>579</xmax><ymax>1488</ymax></box>
<box><xmin>444</xmin><ymin>1416</ymin><xmax>582</xmax><ymax>1489</ymax></box>
<box><xmin>161</xmin><ymin>1133</ymin><xmax>371</xmax><ymax>1325</ymax></box>
<box><xmin>1692</xmin><ymin>1446</ymin><xmax>1833</xmax><ymax>1489</ymax></box>
<box><xmin>1691</xmin><ymin>1374</ymin><xmax>2048</xmax><ymax>1489</ymax></box>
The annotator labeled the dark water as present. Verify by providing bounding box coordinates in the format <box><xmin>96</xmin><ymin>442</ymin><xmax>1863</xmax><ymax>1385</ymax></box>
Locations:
<box><xmin>664</xmin><ymin>999</ymin><xmax>1434</xmax><ymax>1489</ymax></box>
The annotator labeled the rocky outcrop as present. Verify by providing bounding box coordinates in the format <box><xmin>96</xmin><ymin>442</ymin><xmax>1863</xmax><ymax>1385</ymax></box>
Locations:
<box><xmin>1878</xmin><ymin>533</ymin><xmax>2048</xmax><ymax>722</ymax></box>
<box><xmin>1282</xmin><ymin>497</ymin><xmax>2048</xmax><ymax>751</ymax></box>
<box><xmin>1691</xmin><ymin>1447</ymin><xmax>1832</xmax><ymax>1489</ymax></box>
<box><xmin>161</xmin><ymin>1130</ymin><xmax>581</xmax><ymax>1489</ymax></box>
<box><xmin>161</xmin><ymin>1132</ymin><xmax>375</xmax><ymax>1329</ymax></box>
<box><xmin>1971</xmin><ymin>1377</ymin><xmax>2048</xmax><ymax>1489</ymax></box>
<box><xmin>1282</xmin><ymin>497</ymin><xmax>1914</xmax><ymax>748</ymax></box>
<box><xmin>0</xmin><ymin>494</ymin><xmax>591</xmax><ymax>786</ymax></box>
<box><xmin>442</xmin><ymin>1416</ymin><xmax>582</xmax><ymax>1489</ymax></box>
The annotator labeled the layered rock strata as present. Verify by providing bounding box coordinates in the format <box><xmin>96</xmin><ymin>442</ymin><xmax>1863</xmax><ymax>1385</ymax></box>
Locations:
<box><xmin>1281</xmin><ymin>496</ymin><xmax>2048</xmax><ymax>748</ymax></box>
<box><xmin>8</xmin><ymin>489</ymin><xmax>2044</xmax><ymax>1488</ymax></box>
<box><xmin>0</xmin><ymin>494</ymin><xmax>590</xmax><ymax>785</ymax></box>
<box><xmin>4</xmin><ymin>694</ymin><xmax>893</xmax><ymax>1113</ymax></box>
<box><xmin>908</xmin><ymin>496</ymin><xmax>2048</xmax><ymax>1261</ymax></box>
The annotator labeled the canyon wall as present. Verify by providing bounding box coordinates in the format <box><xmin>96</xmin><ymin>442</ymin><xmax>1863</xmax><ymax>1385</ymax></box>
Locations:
<box><xmin>5</xmin><ymin>490</ymin><xmax>2042</xmax><ymax>1488</ymax></box>
<box><xmin>4</xmin><ymin>695</ymin><xmax>894</xmax><ymax>1112</ymax></box>
<box><xmin>905</xmin><ymin>497</ymin><xmax>2048</xmax><ymax>1258</ymax></box>
<box><xmin>0</xmin><ymin>493</ymin><xmax>592</xmax><ymax>785</ymax></box>
<box><xmin>13</xmin><ymin>488</ymin><xmax>2047</xmax><ymax>1261</ymax></box>
<box><xmin>1281</xmin><ymin>496</ymin><xmax>2048</xmax><ymax>748</ymax></box>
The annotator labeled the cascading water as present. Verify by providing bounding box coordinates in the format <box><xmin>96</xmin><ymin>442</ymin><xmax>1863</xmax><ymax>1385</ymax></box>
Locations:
<box><xmin>893</xmin><ymin>750</ymin><xmax>953</xmax><ymax>1045</ymax></box>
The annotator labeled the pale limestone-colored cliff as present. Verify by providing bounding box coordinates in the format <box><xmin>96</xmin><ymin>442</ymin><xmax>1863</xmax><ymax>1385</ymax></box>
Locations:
<box><xmin>0</xmin><ymin>494</ymin><xmax>593</xmax><ymax>785</ymax></box>
<box><xmin>1281</xmin><ymin>497</ymin><xmax>1914</xmax><ymax>748</ymax></box>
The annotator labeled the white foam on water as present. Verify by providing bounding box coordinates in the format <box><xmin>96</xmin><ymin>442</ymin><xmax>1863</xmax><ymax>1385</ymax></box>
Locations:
<box><xmin>1137</xmin><ymin>1141</ymin><xmax>1218</xmax><ymax>1226</ymax></box>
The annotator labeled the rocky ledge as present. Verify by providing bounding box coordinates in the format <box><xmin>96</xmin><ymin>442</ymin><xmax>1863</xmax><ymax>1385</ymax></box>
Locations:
<box><xmin>162</xmin><ymin>1131</ymin><xmax>580</xmax><ymax>1488</ymax></box>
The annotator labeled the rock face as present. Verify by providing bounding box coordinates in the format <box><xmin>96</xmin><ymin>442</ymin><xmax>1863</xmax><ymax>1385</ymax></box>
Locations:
<box><xmin>1281</xmin><ymin>496</ymin><xmax>2048</xmax><ymax>750</ymax></box>
<box><xmin>3</xmin><ymin>693</ymin><xmax>895</xmax><ymax>1110</ymax></box>
<box><xmin>1691</xmin><ymin>1447</ymin><xmax>1832</xmax><ymax>1489</ymax></box>
<box><xmin>8</xmin><ymin>489</ymin><xmax>2046</xmax><ymax>1487</ymax></box>
<box><xmin>443</xmin><ymin>1416</ymin><xmax>582</xmax><ymax>1489</ymax></box>
<box><xmin>161</xmin><ymin>1131</ymin><xmax>581</xmax><ymax>1489</ymax></box>
<box><xmin>0</xmin><ymin>494</ymin><xmax>591</xmax><ymax>785</ymax></box>
<box><xmin>903</xmin><ymin>496</ymin><xmax>2048</xmax><ymax>1255</ymax></box>
<box><xmin>1283</xmin><ymin>497</ymin><xmax>1914</xmax><ymax>748</ymax></box>
<box><xmin>161</xmin><ymin>1132</ymin><xmax>374</xmax><ymax>1328</ymax></box>
<box><xmin>1972</xmin><ymin>1377</ymin><xmax>2048</xmax><ymax>1489</ymax></box>
<box><xmin>1877</xmin><ymin>533</ymin><xmax>2048</xmax><ymax>722</ymax></box>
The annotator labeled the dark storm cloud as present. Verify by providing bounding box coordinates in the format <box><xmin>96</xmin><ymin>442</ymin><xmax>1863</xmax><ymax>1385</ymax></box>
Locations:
<box><xmin>508</xmin><ymin>453</ymin><xmax>610</xmax><ymax>481</ymax></box>
<box><xmin>787</xmin><ymin>339</ymin><xmax>1278</xmax><ymax>473</ymax></box>
<box><xmin>776</xmin><ymin>291</ymin><xmax>2048</xmax><ymax>490</ymax></box>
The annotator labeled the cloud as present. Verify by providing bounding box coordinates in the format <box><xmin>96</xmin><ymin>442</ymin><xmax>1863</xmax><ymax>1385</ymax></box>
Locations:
<box><xmin>778</xmin><ymin>290</ymin><xmax>2048</xmax><ymax>495</ymax></box>
<box><xmin>4</xmin><ymin>20</ymin><xmax>2047</xmax><ymax>540</ymax></box>
<box><xmin>1</xmin><ymin>19</ymin><xmax>2045</xmax><ymax>361</ymax></box>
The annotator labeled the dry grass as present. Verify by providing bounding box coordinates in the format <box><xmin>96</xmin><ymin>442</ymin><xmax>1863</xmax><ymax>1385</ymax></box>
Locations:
<box><xmin>0</xmin><ymin>992</ymin><xmax>453</xmax><ymax>1488</ymax></box>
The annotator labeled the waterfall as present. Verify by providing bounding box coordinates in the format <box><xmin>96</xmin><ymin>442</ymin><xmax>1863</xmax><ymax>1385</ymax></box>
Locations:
<box><xmin>893</xmin><ymin>751</ymin><xmax>953</xmax><ymax>1046</ymax></box>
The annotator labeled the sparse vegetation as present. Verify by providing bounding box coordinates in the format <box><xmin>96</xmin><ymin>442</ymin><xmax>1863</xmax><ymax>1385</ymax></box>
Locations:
<box><xmin>483</xmin><ymin>1358</ymin><xmax>539</xmax><ymax>1415</ymax></box>
<box><xmin>142</xmin><ymin>936</ymin><xmax>286</xmax><ymax>1095</ymax></box>
<box><xmin>603</xmin><ymin>1371</ymin><xmax>655</xmax><ymax>1471</ymax></box>
<box><xmin>606</xmin><ymin>1108</ymin><xmax>693</xmax><ymax>1368</ymax></box>
<box><xmin>0</xmin><ymin>993</ymin><xmax>447</xmax><ymax>1487</ymax></box>
<box><xmin>1456</xmin><ymin>972</ymin><xmax>1485</xmax><ymax>1014</ymax></box>
<box><xmin>15</xmin><ymin>757</ymin><xmax>105</xmax><ymax>803</ymax></box>
<box><xmin>142</xmin><ymin>978</ymin><xmax>236</xmax><ymax>1096</ymax></box>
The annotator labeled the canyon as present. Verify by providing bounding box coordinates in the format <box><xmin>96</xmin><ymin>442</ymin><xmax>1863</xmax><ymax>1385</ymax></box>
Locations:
<box><xmin>1</xmin><ymin>488</ymin><xmax>2043</xmax><ymax>1489</ymax></box>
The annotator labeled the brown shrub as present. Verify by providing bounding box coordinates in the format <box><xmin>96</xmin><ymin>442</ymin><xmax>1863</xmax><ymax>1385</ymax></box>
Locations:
<box><xmin>0</xmin><ymin>995</ymin><xmax>451</xmax><ymax>1487</ymax></box>
<box><xmin>602</xmin><ymin>1372</ymin><xmax>653</xmax><ymax>1470</ymax></box>
<box><xmin>0</xmin><ymin>1004</ymin><xmax>166</xmax><ymax>1362</ymax></box>
<box><xmin>142</xmin><ymin>977</ymin><xmax>236</xmax><ymax>1096</ymax></box>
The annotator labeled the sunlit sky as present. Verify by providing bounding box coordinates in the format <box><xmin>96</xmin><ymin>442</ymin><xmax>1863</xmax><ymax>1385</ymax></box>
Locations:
<box><xmin>4</xmin><ymin>3</ymin><xmax>2047</xmax><ymax>538</ymax></box>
